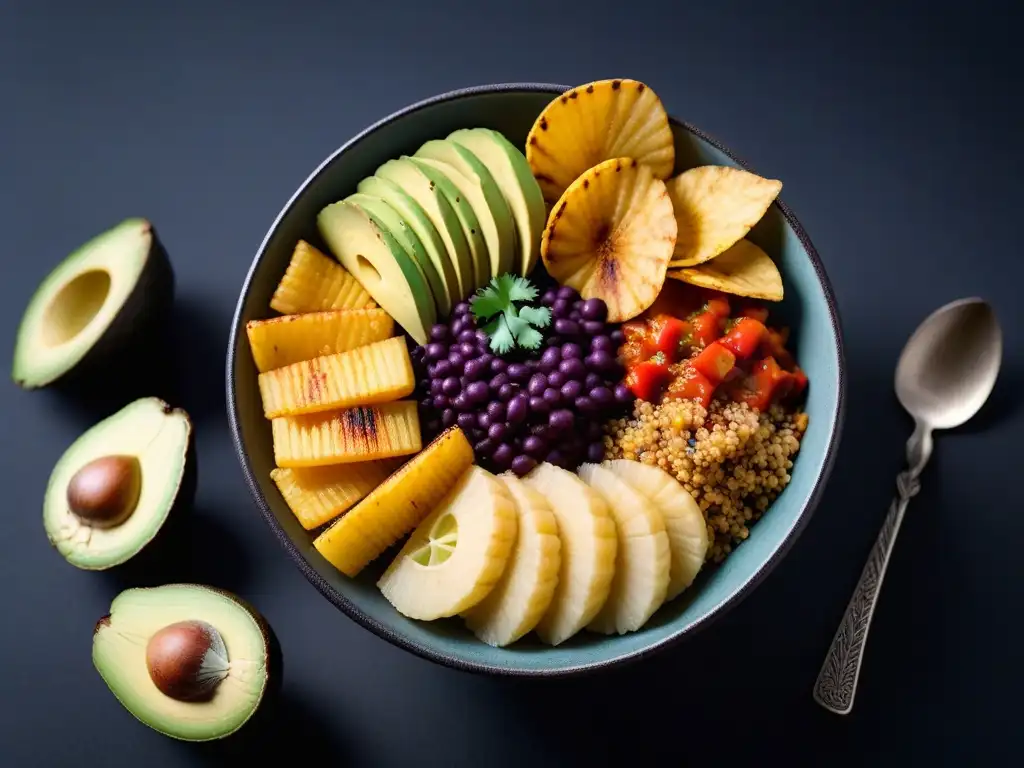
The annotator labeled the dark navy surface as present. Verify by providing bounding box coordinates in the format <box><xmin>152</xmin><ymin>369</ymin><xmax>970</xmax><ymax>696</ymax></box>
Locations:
<box><xmin>1</xmin><ymin>1</ymin><xmax>1020</xmax><ymax>765</ymax></box>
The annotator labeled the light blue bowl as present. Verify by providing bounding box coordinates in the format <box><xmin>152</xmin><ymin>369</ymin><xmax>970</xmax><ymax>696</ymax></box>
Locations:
<box><xmin>227</xmin><ymin>83</ymin><xmax>847</xmax><ymax>676</ymax></box>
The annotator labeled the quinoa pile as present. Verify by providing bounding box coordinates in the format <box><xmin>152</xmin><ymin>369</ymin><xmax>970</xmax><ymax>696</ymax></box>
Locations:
<box><xmin>603</xmin><ymin>397</ymin><xmax>809</xmax><ymax>563</ymax></box>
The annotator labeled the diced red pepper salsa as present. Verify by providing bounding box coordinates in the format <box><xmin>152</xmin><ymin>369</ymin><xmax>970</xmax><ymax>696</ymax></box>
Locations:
<box><xmin>618</xmin><ymin>285</ymin><xmax>808</xmax><ymax>411</ymax></box>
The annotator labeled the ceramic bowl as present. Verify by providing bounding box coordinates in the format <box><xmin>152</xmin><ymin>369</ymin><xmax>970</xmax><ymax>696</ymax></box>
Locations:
<box><xmin>227</xmin><ymin>83</ymin><xmax>846</xmax><ymax>676</ymax></box>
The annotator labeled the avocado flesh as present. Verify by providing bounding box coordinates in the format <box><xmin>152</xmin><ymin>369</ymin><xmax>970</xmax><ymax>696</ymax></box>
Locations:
<box><xmin>355</xmin><ymin>176</ymin><xmax>457</xmax><ymax>316</ymax></box>
<box><xmin>317</xmin><ymin>200</ymin><xmax>435</xmax><ymax>345</ymax></box>
<box><xmin>404</xmin><ymin>156</ymin><xmax>489</xmax><ymax>292</ymax></box>
<box><xmin>12</xmin><ymin>218</ymin><xmax>173</xmax><ymax>389</ymax></box>
<box><xmin>344</xmin><ymin>192</ymin><xmax>448</xmax><ymax>318</ymax></box>
<box><xmin>374</xmin><ymin>158</ymin><xmax>476</xmax><ymax>300</ymax></box>
<box><xmin>93</xmin><ymin>584</ymin><xmax>271</xmax><ymax>742</ymax></box>
<box><xmin>415</xmin><ymin>139</ymin><xmax>516</xmax><ymax>280</ymax></box>
<box><xmin>447</xmin><ymin>128</ymin><xmax>547</xmax><ymax>277</ymax></box>
<box><xmin>43</xmin><ymin>397</ymin><xmax>191</xmax><ymax>570</ymax></box>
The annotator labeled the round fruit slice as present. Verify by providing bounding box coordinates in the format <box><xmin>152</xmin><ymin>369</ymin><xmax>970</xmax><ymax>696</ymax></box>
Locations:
<box><xmin>316</xmin><ymin>200</ymin><xmax>436</xmax><ymax>346</ymax></box>
<box><xmin>463</xmin><ymin>474</ymin><xmax>562</xmax><ymax>647</ymax></box>
<box><xmin>345</xmin><ymin>192</ymin><xmax>449</xmax><ymax>316</ymax></box>
<box><xmin>374</xmin><ymin>158</ymin><xmax>476</xmax><ymax>300</ymax></box>
<box><xmin>414</xmin><ymin>139</ymin><xmax>516</xmax><ymax>281</ymax></box>
<box><xmin>577</xmin><ymin>463</ymin><xmax>670</xmax><ymax>635</ymax></box>
<box><xmin>523</xmin><ymin>462</ymin><xmax>618</xmax><ymax>646</ymax></box>
<box><xmin>541</xmin><ymin>157</ymin><xmax>677</xmax><ymax>323</ymax></box>
<box><xmin>356</xmin><ymin>176</ymin><xmax>457</xmax><ymax>316</ymax></box>
<box><xmin>526</xmin><ymin>79</ymin><xmax>676</xmax><ymax>205</ymax></box>
<box><xmin>378</xmin><ymin>465</ymin><xmax>518</xmax><ymax>621</ymax></box>
<box><xmin>602</xmin><ymin>459</ymin><xmax>709</xmax><ymax>600</ymax></box>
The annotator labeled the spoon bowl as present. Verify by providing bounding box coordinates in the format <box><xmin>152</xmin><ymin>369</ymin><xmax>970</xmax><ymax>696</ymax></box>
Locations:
<box><xmin>895</xmin><ymin>297</ymin><xmax>1003</xmax><ymax>431</ymax></box>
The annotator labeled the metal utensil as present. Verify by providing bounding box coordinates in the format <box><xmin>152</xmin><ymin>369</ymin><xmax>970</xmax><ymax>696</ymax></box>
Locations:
<box><xmin>812</xmin><ymin>297</ymin><xmax>1002</xmax><ymax>715</ymax></box>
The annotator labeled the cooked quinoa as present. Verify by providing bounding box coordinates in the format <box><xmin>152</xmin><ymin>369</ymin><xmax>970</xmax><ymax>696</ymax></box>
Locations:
<box><xmin>603</xmin><ymin>397</ymin><xmax>809</xmax><ymax>563</ymax></box>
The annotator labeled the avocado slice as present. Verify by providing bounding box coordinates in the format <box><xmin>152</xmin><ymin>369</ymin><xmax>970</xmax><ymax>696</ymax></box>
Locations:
<box><xmin>344</xmin><ymin>192</ymin><xmax>447</xmax><ymax>318</ymax></box>
<box><xmin>404</xmin><ymin>156</ymin><xmax>489</xmax><ymax>291</ymax></box>
<box><xmin>356</xmin><ymin>176</ymin><xmax>458</xmax><ymax>316</ymax></box>
<box><xmin>12</xmin><ymin>218</ymin><xmax>174</xmax><ymax>390</ymax></box>
<box><xmin>317</xmin><ymin>200</ymin><xmax>435</xmax><ymax>345</ymax></box>
<box><xmin>414</xmin><ymin>139</ymin><xmax>517</xmax><ymax>281</ymax></box>
<box><xmin>93</xmin><ymin>583</ymin><xmax>280</xmax><ymax>742</ymax></box>
<box><xmin>374</xmin><ymin>158</ymin><xmax>476</xmax><ymax>300</ymax></box>
<box><xmin>43</xmin><ymin>397</ymin><xmax>194</xmax><ymax>571</ymax></box>
<box><xmin>447</xmin><ymin>128</ymin><xmax>547</xmax><ymax>277</ymax></box>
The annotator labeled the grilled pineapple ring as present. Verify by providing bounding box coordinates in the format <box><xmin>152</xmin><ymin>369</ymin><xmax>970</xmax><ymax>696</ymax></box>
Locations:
<box><xmin>540</xmin><ymin>157</ymin><xmax>677</xmax><ymax>323</ymax></box>
<box><xmin>526</xmin><ymin>78</ymin><xmax>675</xmax><ymax>205</ymax></box>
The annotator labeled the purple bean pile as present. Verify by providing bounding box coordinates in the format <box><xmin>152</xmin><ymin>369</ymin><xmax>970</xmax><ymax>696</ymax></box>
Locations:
<box><xmin>411</xmin><ymin>285</ymin><xmax>634</xmax><ymax>477</ymax></box>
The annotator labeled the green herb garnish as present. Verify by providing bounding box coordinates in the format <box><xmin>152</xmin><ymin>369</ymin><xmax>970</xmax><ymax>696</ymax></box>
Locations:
<box><xmin>470</xmin><ymin>274</ymin><xmax>552</xmax><ymax>354</ymax></box>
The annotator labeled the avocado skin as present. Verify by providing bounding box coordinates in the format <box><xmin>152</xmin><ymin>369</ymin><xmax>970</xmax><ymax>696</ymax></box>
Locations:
<box><xmin>97</xmin><ymin>425</ymin><xmax>198</xmax><ymax>584</ymax></box>
<box><xmin>39</xmin><ymin>222</ymin><xmax>175</xmax><ymax>395</ymax></box>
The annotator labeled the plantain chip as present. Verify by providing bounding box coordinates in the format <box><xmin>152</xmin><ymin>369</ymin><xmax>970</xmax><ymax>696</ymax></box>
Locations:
<box><xmin>667</xmin><ymin>238</ymin><xmax>783</xmax><ymax>301</ymax></box>
<box><xmin>667</xmin><ymin>165</ymin><xmax>782</xmax><ymax>267</ymax></box>
<box><xmin>541</xmin><ymin>157</ymin><xmax>676</xmax><ymax>323</ymax></box>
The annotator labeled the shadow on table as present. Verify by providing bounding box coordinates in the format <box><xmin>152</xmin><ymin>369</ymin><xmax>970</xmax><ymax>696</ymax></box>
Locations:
<box><xmin>41</xmin><ymin>291</ymin><xmax>228</xmax><ymax>431</ymax></box>
<box><xmin>102</xmin><ymin>504</ymin><xmax>254</xmax><ymax>596</ymax></box>
<box><xmin>183</xmin><ymin>686</ymin><xmax>354</xmax><ymax>763</ymax></box>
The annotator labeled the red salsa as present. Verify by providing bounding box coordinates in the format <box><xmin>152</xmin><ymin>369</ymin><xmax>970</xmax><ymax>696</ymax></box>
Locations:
<box><xmin>617</xmin><ymin>285</ymin><xmax>808</xmax><ymax>410</ymax></box>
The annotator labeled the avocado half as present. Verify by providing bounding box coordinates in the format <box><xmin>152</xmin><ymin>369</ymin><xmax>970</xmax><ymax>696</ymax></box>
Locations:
<box><xmin>12</xmin><ymin>217</ymin><xmax>174</xmax><ymax>390</ymax></box>
<box><xmin>93</xmin><ymin>584</ymin><xmax>280</xmax><ymax>742</ymax></box>
<box><xmin>42</xmin><ymin>397</ymin><xmax>194</xmax><ymax>570</ymax></box>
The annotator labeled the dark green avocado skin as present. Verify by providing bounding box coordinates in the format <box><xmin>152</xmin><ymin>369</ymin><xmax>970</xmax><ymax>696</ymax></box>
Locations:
<box><xmin>37</xmin><ymin>222</ymin><xmax>175</xmax><ymax>395</ymax></box>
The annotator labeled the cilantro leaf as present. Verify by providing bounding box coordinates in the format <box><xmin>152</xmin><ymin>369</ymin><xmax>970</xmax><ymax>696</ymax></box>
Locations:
<box><xmin>518</xmin><ymin>305</ymin><xmax>551</xmax><ymax>328</ymax></box>
<box><xmin>470</xmin><ymin>286</ymin><xmax>504</xmax><ymax>321</ymax></box>
<box><xmin>482</xmin><ymin>316</ymin><xmax>514</xmax><ymax>354</ymax></box>
<box><xmin>468</xmin><ymin>273</ymin><xmax>556</xmax><ymax>356</ymax></box>
<box><xmin>516</xmin><ymin>326</ymin><xmax>544</xmax><ymax>350</ymax></box>
<box><xmin>507</xmin><ymin>275</ymin><xmax>538</xmax><ymax>303</ymax></box>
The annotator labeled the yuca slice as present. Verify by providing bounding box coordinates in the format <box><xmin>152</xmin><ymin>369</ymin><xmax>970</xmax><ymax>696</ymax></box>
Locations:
<box><xmin>541</xmin><ymin>158</ymin><xmax>676</xmax><ymax>323</ymax></box>
<box><xmin>666</xmin><ymin>165</ymin><xmax>782</xmax><ymax>267</ymax></box>
<box><xmin>269</xmin><ymin>240</ymin><xmax>376</xmax><ymax>315</ymax></box>
<box><xmin>463</xmin><ymin>474</ymin><xmax>562</xmax><ymax>647</ymax></box>
<box><xmin>668</xmin><ymin>238</ymin><xmax>783</xmax><ymax>302</ymax></box>
<box><xmin>258</xmin><ymin>336</ymin><xmax>415</xmax><ymax>418</ymax></box>
<box><xmin>526</xmin><ymin>78</ymin><xmax>675</xmax><ymax>204</ymax></box>
<box><xmin>602</xmin><ymin>459</ymin><xmax>709</xmax><ymax>600</ymax></box>
<box><xmin>578</xmin><ymin>463</ymin><xmax>670</xmax><ymax>635</ymax></box>
<box><xmin>523</xmin><ymin>462</ymin><xmax>618</xmax><ymax>646</ymax></box>
<box><xmin>378</xmin><ymin>466</ymin><xmax>518</xmax><ymax>620</ymax></box>
<box><xmin>245</xmin><ymin>308</ymin><xmax>394</xmax><ymax>373</ymax></box>
<box><xmin>271</xmin><ymin>401</ymin><xmax>421</xmax><ymax>468</ymax></box>
<box><xmin>270</xmin><ymin>459</ymin><xmax>401</xmax><ymax>530</ymax></box>
<box><xmin>312</xmin><ymin>427</ymin><xmax>474</xmax><ymax>577</ymax></box>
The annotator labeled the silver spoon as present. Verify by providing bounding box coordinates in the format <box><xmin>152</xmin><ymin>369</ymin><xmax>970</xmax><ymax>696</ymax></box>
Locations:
<box><xmin>812</xmin><ymin>296</ymin><xmax>1002</xmax><ymax>715</ymax></box>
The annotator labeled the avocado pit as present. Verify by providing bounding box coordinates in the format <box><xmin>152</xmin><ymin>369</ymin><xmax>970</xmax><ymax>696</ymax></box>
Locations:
<box><xmin>66</xmin><ymin>454</ymin><xmax>141</xmax><ymax>528</ymax></box>
<box><xmin>145</xmin><ymin>620</ymin><xmax>230</xmax><ymax>702</ymax></box>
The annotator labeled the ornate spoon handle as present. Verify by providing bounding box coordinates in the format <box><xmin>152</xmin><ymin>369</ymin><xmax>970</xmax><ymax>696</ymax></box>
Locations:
<box><xmin>812</xmin><ymin>424</ymin><xmax>931</xmax><ymax>715</ymax></box>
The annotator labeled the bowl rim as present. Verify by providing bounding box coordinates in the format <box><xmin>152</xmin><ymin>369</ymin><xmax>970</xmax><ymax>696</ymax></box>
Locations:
<box><xmin>227</xmin><ymin>81</ymin><xmax>848</xmax><ymax>677</ymax></box>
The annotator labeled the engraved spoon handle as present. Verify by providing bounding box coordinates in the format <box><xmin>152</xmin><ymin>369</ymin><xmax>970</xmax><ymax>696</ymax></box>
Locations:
<box><xmin>812</xmin><ymin>422</ymin><xmax>932</xmax><ymax>715</ymax></box>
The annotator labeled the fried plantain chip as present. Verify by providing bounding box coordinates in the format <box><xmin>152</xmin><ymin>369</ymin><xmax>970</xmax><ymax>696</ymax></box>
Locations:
<box><xmin>667</xmin><ymin>238</ymin><xmax>783</xmax><ymax>301</ymax></box>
